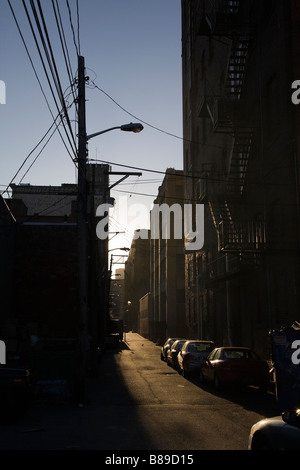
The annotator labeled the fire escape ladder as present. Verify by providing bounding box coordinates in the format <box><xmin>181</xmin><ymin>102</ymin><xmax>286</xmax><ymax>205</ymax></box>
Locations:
<box><xmin>223</xmin><ymin>0</ymin><xmax>240</xmax><ymax>16</ymax></box>
<box><xmin>199</xmin><ymin>1</ymin><xmax>259</xmax><ymax>257</ymax></box>
<box><xmin>208</xmin><ymin>197</ymin><xmax>237</xmax><ymax>250</ymax></box>
<box><xmin>226</xmin><ymin>37</ymin><xmax>249</xmax><ymax>100</ymax></box>
<box><xmin>227</xmin><ymin>130</ymin><xmax>252</xmax><ymax>195</ymax></box>
<box><xmin>225</xmin><ymin>33</ymin><xmax>252</xmax><ymax>195</ymax></box>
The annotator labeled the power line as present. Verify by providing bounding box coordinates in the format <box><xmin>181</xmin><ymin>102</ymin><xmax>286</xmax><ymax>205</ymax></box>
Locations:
<box><xmin>89</xmin><ymin>158</ymin><xmax>178</xmax><ymax>177</ymax></box>
<box><xmin>76</xmin><ymin>0</ymin><xmax>80</xmax><ymax>56</ymax></box>
<box><xmin>89</xmin><ymin>158</ymin><xmax>217</xmax><ymax>182</ymax></box>
<box><xmin>88</xmin><ymin>80</ymin><xmax>297</xmax><ymax>189</ymax></box>
<box><xmin>7</xmin><ymin>1</ymin><xmax>60</xmax><ymax>138</ymax></box>
<box><xmin>89</xmin><ymin>79</ymin><xmax>225</xmax><ymax>150</ymax></box>
<box><xmin>2</xmin><ymin>114</ymin><xmax>59</xmax><ymax>196</ymax></box>
<box><xmin>52</xmin><ymin>0</ymin><xmax>78</xmax><ymax>113</ymax></box>
<box><xmin>113</xmin><ymin>188</ymin><xmax>188</xmax><ymax>200</ymax></box>
<box><xmin>8</xmin><ymin>0</ymin><xmax>77</xmax><ymax>164</ymax></box>
<box><xmin>109</xmin><ymin>179</ymin><xmax>163</xmax><ymax>186</ymax></box>
<box><xmin>36</xmin><ymin>195</ymin><xmax>71</xmax><ymax>216</ymax></box>
<box><xmin>2</xmin><ymin>87</ymin><xmax>77</xmax><ymax>196</ymax></box>
<box><xmin>109</xmin><ymin>216</ymin><xmax>135</xmax><ymax>245</ymax></box>
<box><xmin>36</xmin><ymin>0</ymin><xmax>77</xmax><ymax>150</ymax></box>
<box><xmin>111</xmin><ymin>187</ymin><xmax>300</xmax><ymax>209</ymax></box>
<box><xmin>90</xmin><ymin>158</ymin><xmax>297</xmax><ymax>189</ymax></box>
<box><xmin>66</xmin><ymin>0</ymin><xmax>79</xmax><ymax>56</ymax></box>
<box><xmin>28</xmin><ymin>0</ymin><xmax>77</xmax><ymax>155</ymax></box>
<box><xmin>18</xmin><ymin>125</ymin><xmax>58</xmax><ymax>185</ymax></box>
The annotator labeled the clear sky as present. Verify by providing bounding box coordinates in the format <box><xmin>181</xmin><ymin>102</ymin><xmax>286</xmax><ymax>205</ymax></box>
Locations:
<box><xmin>1</xmin><ymin>0</ymin><xmax>183</xmax><ymax>252</ymax></box>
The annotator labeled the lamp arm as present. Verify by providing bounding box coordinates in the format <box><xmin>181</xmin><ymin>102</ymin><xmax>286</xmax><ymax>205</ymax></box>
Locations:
<box><xmin>86</xmin><ymin>126</ymin><xmax>121</xmax><ymax>141</ymax></box>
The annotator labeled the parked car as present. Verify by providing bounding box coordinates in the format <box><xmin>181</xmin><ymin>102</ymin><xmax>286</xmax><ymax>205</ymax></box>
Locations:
<box><xmin>166</xmin><ymin>339</ymin><xmax>187</xmax><ymax>370</ymax></box>
<box><xmin>248</xmin><ymin>409</ymin><xmax>300</xmax><ymax>450</ymax></box>
<box><xmin>161</xmin><ymin>338</ymin><xmax>184</xmax><ymax>361</ymax></box>
<box><xmin>177</xmin><ymin>340</ymin><xmax>215</xmax><ymax>378</ymax></box>
<box><xmin>0</xmin><ymin>365</ymin><xmax>33</xmax><ymax>422</ymax></box>
<box><xmin>199</xmin><ymin>346</ymin><xmax>270</xmax><ymax>392</ymax></box>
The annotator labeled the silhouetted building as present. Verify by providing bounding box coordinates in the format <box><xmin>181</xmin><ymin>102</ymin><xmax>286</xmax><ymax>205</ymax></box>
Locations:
<box><xmin>150</xmin><ymin>169</ymin><xmax>186</xmax><ymax>343</ymax></box>
<box><xmin>124</xmin><ymin>230</ymin><xmax>150</xmax><ymax>332</ymax></box>
<box><xmin>181</xmin><ymin>0</ymin><xmax>300</xmax><ymax>357</ymax></box>
<box><xmin>2</xmin><ymin>164</ymin><xmax>110</xmax><ymax>360</ymax></box>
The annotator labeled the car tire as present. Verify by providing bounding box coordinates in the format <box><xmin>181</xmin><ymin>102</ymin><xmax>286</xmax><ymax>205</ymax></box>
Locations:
<box><xmin>214</xmin><ymin>373</ymin><xmax>222</xmax><ymax>391</ymax></box>
<box><xmin>251</xmin><ymin>433</ymin><xmax>272</xmax><ymax>450</ymax></box>
<box><xmin>199</xmin><ymin>370</ymin><xmax>205</xmax><ymax>384</ymax></box>
<box><xmin>182</xmin><ymin>367</ymin><xmax>190</xmax><ymax>379</ymax></box>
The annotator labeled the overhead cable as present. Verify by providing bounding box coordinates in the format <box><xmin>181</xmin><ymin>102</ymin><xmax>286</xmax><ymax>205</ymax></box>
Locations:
<box><xmin>28</xmin><ymin>0</ymin><xmax>77</xmax><ymax>155</ymax></box>
<box><xmin>66</xmin><ymin>0</ymin><xmax>79</xmax><ymax>56</ymax></box>
<box><xmin>8</xmin><ymin>0</ymin><xmax>77</xmax><ymax>164</ymax></box>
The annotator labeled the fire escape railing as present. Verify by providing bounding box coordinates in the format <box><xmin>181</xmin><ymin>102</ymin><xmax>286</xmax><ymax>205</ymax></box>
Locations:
<box><xmin>196</xmin><ymin>0</ymin><xmax>261</xmax><ymax>259</ymax></box>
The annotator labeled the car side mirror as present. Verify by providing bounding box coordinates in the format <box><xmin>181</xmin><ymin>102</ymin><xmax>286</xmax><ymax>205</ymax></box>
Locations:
<box><xmin>282</xmin><ymin>409</ymin><xmax>300</xmax><ymax>428</ymax></box>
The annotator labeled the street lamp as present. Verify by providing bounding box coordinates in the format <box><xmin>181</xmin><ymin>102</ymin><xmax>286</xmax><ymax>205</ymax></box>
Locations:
<box><xmin>108</xmin><ymin>247</ymin><xmax>130</xmax><ymax>252</ymax></box>
<box><xmin>86</xmin><ymin>123</ymin><xmax>144</xmax><ymax>141</ymax></box>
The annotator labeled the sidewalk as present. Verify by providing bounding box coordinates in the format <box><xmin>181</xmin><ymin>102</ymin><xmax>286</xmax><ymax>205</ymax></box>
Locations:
<box><xmin>0</xmin><ymin>333</ymin><xmax>158</xmax><ymax>450</ymax></box>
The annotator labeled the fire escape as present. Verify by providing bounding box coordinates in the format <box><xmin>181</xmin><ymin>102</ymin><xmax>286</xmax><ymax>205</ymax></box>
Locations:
<box><xmin>197</xmin><ymin>0</ymin><xmax>265</xmax><ymax>269</ymax></box>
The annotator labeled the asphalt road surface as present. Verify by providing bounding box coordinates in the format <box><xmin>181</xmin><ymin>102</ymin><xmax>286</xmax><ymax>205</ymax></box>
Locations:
<box><xmin>0</xmin><ymin>333</ymin><xmax>278</xmax><ymax>451</ymax></box>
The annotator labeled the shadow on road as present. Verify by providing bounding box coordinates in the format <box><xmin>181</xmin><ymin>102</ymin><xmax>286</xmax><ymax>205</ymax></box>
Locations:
<box><xmin>180</xmin><ymin>373</ymin><xmax>279</xmax><ymax>417</ymax></box>
<box><xmin>0</xmin><ymin>336</ymin><xmax>280</xmax><ymax>450</ymax></box>
<box><xmin>0</xmin><ymin>341</ymin><xmax>158</xmax><ymax>450</ymax></box>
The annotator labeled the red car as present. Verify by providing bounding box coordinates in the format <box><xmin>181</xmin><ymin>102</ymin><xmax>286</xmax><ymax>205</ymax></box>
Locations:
<box><xmin>199</xmin><ymin>347</ymin><xmax>270</xmax><ymax>392</ymax></box>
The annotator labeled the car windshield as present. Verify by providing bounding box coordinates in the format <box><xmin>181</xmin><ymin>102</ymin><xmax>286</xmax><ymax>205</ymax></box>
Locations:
<box><xmin>223</xmin><ymin>349</ymin><xmax>260</xmax><ymax>360</ymax></box>
<box><xmin>189</xmin><ymin>342</ymin><xmax>214</xmax><ymax>353</ymax></box>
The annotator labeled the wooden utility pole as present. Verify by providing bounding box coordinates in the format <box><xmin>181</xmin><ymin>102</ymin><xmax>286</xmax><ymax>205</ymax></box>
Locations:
<box><xmin>77</xmin><ymin>55</ymin><xmax>88</xmax><ymax>404</ymax></box>
<box><xmin>75</xmin><ymin>56</ymin><xmax>143</xmax><ymax>402</ymax></box>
